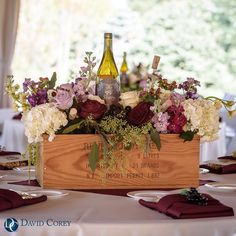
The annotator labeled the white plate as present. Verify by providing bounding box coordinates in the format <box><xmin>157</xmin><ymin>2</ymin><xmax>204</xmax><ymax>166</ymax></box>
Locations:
<box><xmin>127</xmin><ymin>190</ymin><xmax>168</xmax><ymax>202</ymax></box>
<box><xmin>199</xmin><ymin>168</ymin><xmax>209</xmax><ymax>174</ymax></box>
<box><xmin>13</xmin><ymin>166</ymin><xmax>35</xmax><ymax>172</ymax></box>
<box><xmin>10</xmin><ymin>190</ymin><xmax>43</xmax><ymax>199</ymax></box>
<box><xmin>27</xmin><ymin>189</ymin><xmax>69</xmax><ymax>198</ymax></box>
<box><xmin>205</xmin><ymin>183</ymin><xmax>236</xmax><ymax>192</ymax></box>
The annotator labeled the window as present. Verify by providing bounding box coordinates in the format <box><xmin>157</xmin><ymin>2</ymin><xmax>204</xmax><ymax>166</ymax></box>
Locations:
<box><xmin>13</xmin><ymin>0</ymin><xmax>236</xmax><ymax>97</ymax></box>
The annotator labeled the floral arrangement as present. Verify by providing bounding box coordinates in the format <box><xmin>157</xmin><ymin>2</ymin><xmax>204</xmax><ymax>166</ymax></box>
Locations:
<box><xmin>6</xmin><ymin>52</ymin><xmax>235</xmax><ymax>171</ymax></box>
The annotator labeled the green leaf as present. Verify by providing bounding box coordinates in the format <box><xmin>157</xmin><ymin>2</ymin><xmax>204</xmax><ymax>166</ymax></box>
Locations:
<box><xmin>88</xmin><ymin>143</ymin><xmax>99</xmax><ymax>172</ymax></box>
<box><xmin>100</xmin><ymin>134</ymin><xmax>108</xmax><ymax>157</ymax></box>
<box><xmin>143</xmin><ymin>94</ymin><xmax>155</xmax><ymax>103</ymax></box>
<box><xmin>180</xmin><ymin>189</ymin><xmax>188</xmax><ymax>196</ymax></box>
<box><xmin>49</xmin><ymin>72</ymin><xmax>57</xmax><ymax>89</ymax></box>
<box><xmin>179</xmin><ymin>131</ymin><xmax>195</xmax><ymax>142</ymax></box>
<box><xmin>150</xmin><ymin>128</ymin><xmax>161</xmax><ymax>151</ymax></box>
<box><xmin>62</xmin><ymin>120</ymin><xmax>84</xmax><ymax>134</ymax></box>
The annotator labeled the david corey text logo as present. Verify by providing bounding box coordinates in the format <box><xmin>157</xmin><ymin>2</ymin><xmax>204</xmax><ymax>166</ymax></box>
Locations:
<box><xmin>21</xmin><ymin>219</ymin><xmax>71</xmax><ymax>227</ymax></box>
<box><xmin>3</xmin><ymin>218</ymin><xmax>71</xmax><ymax>232</ymax></box>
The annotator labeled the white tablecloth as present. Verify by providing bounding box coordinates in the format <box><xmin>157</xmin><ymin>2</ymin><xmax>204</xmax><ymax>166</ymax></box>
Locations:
<box><xmin>0</xmin><ymin>170</ymin><xmax>235</xmax><ymax>236</ymax></box>
<box><xmin>0</xmin><ymin>109</ymin><xmax>16</xmax><ymax>134</ymax></box>
<box><xmin>200</xmin><ymin>122</ymin><xmax>227</xmax><ymax>163</ymax></box>
<box><xmin>0</xmin><ymin>119</ymin><xmax>27</xmax><ymax>153</ymax></box>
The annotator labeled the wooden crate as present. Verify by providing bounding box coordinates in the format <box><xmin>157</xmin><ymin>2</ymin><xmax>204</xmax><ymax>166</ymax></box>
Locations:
<box><xmin>36</xmin><ymin>134</ymin><xmax>200</xmax><ymax>189</ymax></box>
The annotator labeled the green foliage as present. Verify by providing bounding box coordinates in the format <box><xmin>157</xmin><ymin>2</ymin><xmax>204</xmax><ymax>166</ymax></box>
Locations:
<box><xmin>150</xmin><ymin>127</ymin><xmax>161</xmax><ymax>151</ymax></box>
<box><xmin>49</xmin><ymin>72</ymin><xmax>57</xmax><ymax>89</ymax></box>
<box><xmin>61</xmin><ymin>120</ymin><xmax>84</xmax><ymax>134</ymax></box>
<box><xmin>179</xmin><ymin>131</ymin><xmax>196</xmax><ymax>142</ymax></box>
<box><xmin>88</xmin><ymin>143</ymin><xmax>99</xmax><ymax>172</ymax></box>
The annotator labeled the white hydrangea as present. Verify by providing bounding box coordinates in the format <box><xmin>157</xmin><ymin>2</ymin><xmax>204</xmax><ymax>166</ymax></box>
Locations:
<box><xmin>182</xmin><ymin>98</ymin><xmax>220</xmax><ymax>142</ymax></box>
<box><xmin>22</xmin><ymin>103</ymin><xmax>68</xmax><ymax>143</ymax></box>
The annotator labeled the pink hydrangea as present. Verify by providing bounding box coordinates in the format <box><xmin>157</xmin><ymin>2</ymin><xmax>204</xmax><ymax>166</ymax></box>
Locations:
<box><xmin>151</xmin><ymin>112</ymin><xmax>170</xmax><ymax>133</ymax></box>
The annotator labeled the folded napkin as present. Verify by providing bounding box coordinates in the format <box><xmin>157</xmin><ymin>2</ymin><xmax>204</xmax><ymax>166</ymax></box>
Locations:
<box><xmin>0</xmin><ymin>189</ymin><xmax>47</xmax><ymax>212</ymax></box>
<box><xmin>199</xmin><ymin>179</ymin><xmax>216</xmax><ymax>186</ymax></box>
<box><xmin>139</xmin><ymin>194</ymin><xmax>234</xmax><ymax>219</ymax></box>
<box><xmin>12</xmin><ymin>112</ymin><xmax>22</xmax><ymax>120</ymax></box>
<box><xmin>0</xmin><ymin>151</ymin><xmax>21</xmax><ymax>156</ymax></box>
<box><xmin>9</xmin><ymin>179</ymin><xmax>40</xmax><ymax>187</ymax></box>
<box><xmin>200</xmin><ymin>163</ymin><xmax>236</xmax><ymax>174</ymax></box>
<box><xmin>218</xmin><ymin>155</ymin><xmax>236</xmax><ymax>161</ymax></box>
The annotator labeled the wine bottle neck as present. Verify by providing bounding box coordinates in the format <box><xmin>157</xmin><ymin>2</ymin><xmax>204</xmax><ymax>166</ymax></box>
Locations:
<box><xmin>104</xmin><ymin>37</ymin><xmax>112</xmax><ymax>51</ymax></box>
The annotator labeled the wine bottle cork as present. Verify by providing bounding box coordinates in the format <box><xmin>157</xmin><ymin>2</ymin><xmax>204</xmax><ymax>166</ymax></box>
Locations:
<box><xmin>152</xmin><ymin>55</ymin><xmax>160</xmax><ymax>70</ymax></box>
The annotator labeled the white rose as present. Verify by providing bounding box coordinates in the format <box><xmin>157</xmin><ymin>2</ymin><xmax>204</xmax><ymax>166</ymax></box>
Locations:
<box><xmin>88</xmin><ymin>95</ymin><xmax>105</xmax><ymax>104</ymax></box>
<box><xmin>69</xmin><ymin>108</ymin><xmax>78</xmax><ymax>120</ymax></box>
<box><xmin>119</xmin><ymin>91</ymin><xmax>140</xmax><ymax>108</ymax></box>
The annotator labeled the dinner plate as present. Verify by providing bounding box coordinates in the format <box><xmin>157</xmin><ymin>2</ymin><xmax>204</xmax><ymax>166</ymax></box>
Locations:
<box><xmin>13</xmin><ymin>166</ymin><xmax>35</xmax><ymax>172</ymax></box>
<box><xmin>10</xmin><ymin>190</ymin><xmax>43</xmax><ymax>199</ymax></box>
<box><xmin>199</xmin><ymin>168</ymin><xmax>209</xmax><ymax>174</ymax></box>
<box><xmin>205</xmin><ymin>183</ymin><xmax>236</xmax><ymax>192</ymax></box>
<box><xmin>27</xmin><ymin>189</ymin><xmax>69</xmax><ymax>198</ymax></box>
<box><xmin>127</xmin><ymin>190</ymin><xmax>168</xmax><ymax>202</ymax></box>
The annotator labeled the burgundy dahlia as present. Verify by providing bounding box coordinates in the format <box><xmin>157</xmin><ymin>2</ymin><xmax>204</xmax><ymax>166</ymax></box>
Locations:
<box><xmin>127</xmin><ymin>102</ymin><xmax>154</xmax><ymax>126</ymax></box>
<box><xmin>79</xmin><ymin>99</ymin><xmax>107</xmax><ymax>120</ymax></box>
<box><xmin>166</xmin><ymin>105</ymin><xmax>187</xmax><ymax>133</ymax></box>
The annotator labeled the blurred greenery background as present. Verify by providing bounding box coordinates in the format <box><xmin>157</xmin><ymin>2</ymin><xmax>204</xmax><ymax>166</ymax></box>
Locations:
<box><xmin>13</xmin><ymin>0</ymin><xmax>236</xmax><ymax>97</ymax></box>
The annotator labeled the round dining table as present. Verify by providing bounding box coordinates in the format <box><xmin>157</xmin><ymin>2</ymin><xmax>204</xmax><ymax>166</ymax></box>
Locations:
<box><xmin>0</xmin><ymin>169</ymin><xmax>235</xmax><ymax>236</ymax></box>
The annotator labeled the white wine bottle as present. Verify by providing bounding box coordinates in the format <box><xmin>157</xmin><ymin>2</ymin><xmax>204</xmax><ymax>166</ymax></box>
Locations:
<box><xmin>120</xmin><ymin>52</ymin><xmax>129</xmax><ymax>89</ymax></box>
<box><xmin>97</xmin><ymin>33</ymin><xmax>120</xmax><ymax>106</ymax></box>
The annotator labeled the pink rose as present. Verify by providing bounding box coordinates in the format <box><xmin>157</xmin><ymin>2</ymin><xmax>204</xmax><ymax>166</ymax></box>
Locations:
<box><xmin>54</xmin><ymin>89</ymin><xmax>74</xmax><ymax>110</ymax></box>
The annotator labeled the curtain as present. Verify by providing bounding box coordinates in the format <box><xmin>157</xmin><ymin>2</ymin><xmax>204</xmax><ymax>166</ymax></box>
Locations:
<box><xmin>0</xmin><ymin>0</ymin><xmax>20</xmax><ymax>108</ymax></box>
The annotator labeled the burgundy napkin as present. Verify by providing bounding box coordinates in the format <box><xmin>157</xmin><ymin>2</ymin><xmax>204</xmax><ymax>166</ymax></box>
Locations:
<box><xmin>199</xmin><ymin>179</ymin><xmax>216</xmax><ymax>186</ymax></box>
<box><xmin>12</xmin><ymin>112</ymin><xmax>22</xmax><ymax>120</ymax></box>
<box><xmin>218</xmin><ymin>156</ymin><xmax>236</xmax><ymax>161</ymax></box>
<box><xmin>0</xmin><ymin>151</ymin><xmax>21</xmax><ymax>156</ymax></box>
<box><xmin>0</xmin><ymin>189</ymin><xmax>47</xmax><ymax>212</ymax></box>
<box><xmin>200</xmin><ymin>163</ymin><xmax>236</xmax><ymax>174</ymax></box>
<box><xmin>9</xmin><ymin>179</ymin><xmax>40</xmax><ymax>187</ymax></box>
<box><xmin>139</xmin><ymin>194</ymin><xmax>234</xmax><ymax>219</ymax></box>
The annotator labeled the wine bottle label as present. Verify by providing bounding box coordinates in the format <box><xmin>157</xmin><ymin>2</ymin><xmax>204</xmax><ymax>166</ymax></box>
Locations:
<box><xmin>97</xmin><ymin>79</ymin><xmax>120</xmax><ymax>106</ymax></box>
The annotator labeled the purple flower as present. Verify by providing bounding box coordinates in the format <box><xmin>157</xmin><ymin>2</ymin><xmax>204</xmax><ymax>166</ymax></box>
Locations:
<box><xmin>27</xmin><ymin>89</ymin><xmax>48</xmax><ymax>107</ymax></box>
<box><xmin>23</xmin><ymin>79</ymin><xmax>35</xmax><ymax>92</ymax></box>
<box><xmin>151</xmin><ymin>112</ymin><xmax>170</xmax><ymax>133</ymax></box>
<box><xmin>170</xmin><ymin>93</ymin><xmax>185</xmax><ymax>106</ymax></box>
<box><xmin>139</xmin><ymin>80</ymin><xmax>147</xmax><ymax>90</ymax></box>
<box><xmin>178</xmin><ymin>78</ymin><xmax>200</xmax><ymax>99</ymax></box>
<box><xmin>72</xmin><ymin>82</ymin><xmax>88</xmax><ymax>102</ymax></box>
<box><xmin>60</xmin><ymin>83</ymin><xmax>73</xmax><ymax>92</ymax></box>
<box><xmin>80</xmin><ymin>66</ymin><xmax>89</xmax><ymax>73</ymax></box>
<box><xmin>54</xmin><ymin>88</ymin><xmax>74</xmax><ymax>110</ymax></box>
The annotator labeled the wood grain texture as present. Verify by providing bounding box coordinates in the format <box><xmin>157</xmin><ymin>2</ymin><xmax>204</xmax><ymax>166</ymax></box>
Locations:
<box><xmin>36</xmin><ymin>134</ymin><xmax>200</xmax><ymax>189</ymax></box>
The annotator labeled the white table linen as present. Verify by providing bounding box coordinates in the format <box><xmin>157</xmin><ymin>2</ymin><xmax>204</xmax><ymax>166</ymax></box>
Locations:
<box><xmin>0</xmin><ymin>170</ymin><xmax>235</xmax><ymax>236</ymax></box>
<box><xmin>200</xmin><ymin>122</ymin><xmax>227</xmax><ymax>163</ymax></box>
<box><xmin>1</xmin><ymin>119</ymin><xmax>27</xmax><ymax>153</ymax></box>
<box><xmin>0</xmin><ymin>108</ymin><xmax>16</xmax><ymax>134</ymax></box>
